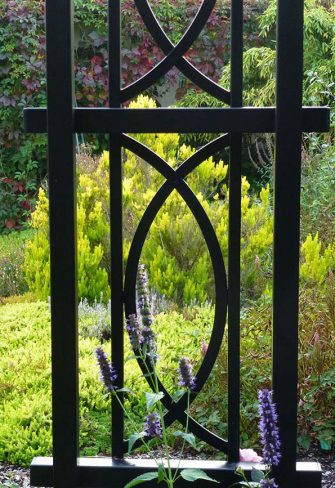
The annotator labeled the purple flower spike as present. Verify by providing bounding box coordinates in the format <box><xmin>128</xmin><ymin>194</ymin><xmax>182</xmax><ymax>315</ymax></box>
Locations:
<box><xmin>137</xmin><ymin>264</ymin><xmax>153</xmax><ymax>328</ymax></box>
<box><xmin>178</xmin><ymin>356</ymin><xmax>196</xmax><ymax>390</ymax></box>
<box><xmin>95</xmin><ymin>347</ymin><xmax>117</xmax><ymax>392</ymax></box>
<box><xmin>126</xmin><ymin>314</ymin><xmax>143</xmax><ymax>351</ymax></box>
<box><xmin>260</xmin><ymin>479</ymin><xmax>278</xmax><ymax>488</ymax></box>
<box><xmin>144</xmin><ymin>412</ymin><xmax>162</xmax><ymax>438</ymax></box>
<box><xmin>258</xmin><ymin>389</ymin><xmax>282</xmax><ymax>467</ymax></box>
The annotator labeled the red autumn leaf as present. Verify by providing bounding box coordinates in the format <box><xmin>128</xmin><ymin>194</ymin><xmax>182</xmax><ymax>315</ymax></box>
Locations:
<box><xmin>5</xmin><ymin>219</ymin><xmax>16</xmax><ymax>229</ymax></box>
<box><xmin>2</xmin><ymin>177</ymin><xmax>13</xmax><ymax>184</ymax></box>
<box><xmin>21</xmin><ymin>200</ymin><xmax>31</xmax><ymax>210</ymax></box>
<box><xmin>14</xmin><ymin>182</ymin><xmax>24</xmax><ymax>192</ymax></box>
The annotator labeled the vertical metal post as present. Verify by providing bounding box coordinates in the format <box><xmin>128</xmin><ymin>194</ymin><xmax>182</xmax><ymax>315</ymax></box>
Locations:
<box><xmin>228</xmin><ymin>0</ymin><xmax>243</xmax><ymax>462</ymax></box>
<box><xmin>45</xmin><ymin>0</ymin><xmax>78</xmax><ymax>486</ymax></box>
<box><xmin>273</xmin><ymin>0</ymin><xmax>304</xmax><ymax>486</ymax></box>
<box><xmin>109</xmin><ymin>0</ymin><xmax>124</xmax><ymax>459</ymax></box>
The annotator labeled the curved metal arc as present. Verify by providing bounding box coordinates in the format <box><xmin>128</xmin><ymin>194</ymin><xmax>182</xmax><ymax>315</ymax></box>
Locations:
<box><xmin>177</xmin><ymin>133</ymin><xmax>230</xmax><ymax>180</ymax></box>
<box><xmin>123</xmin><ymin>410</ymin><xmax>228</xmax><ymax>453</ymax></box>
<box><xmin>122</xmin><ymin>133</ymin><xmax>230</xmax><ymax>182</ymax></box>
<box><xmin>121</xmin><ymin>134</ymin><xmax>173</xmax><ymax>180</ymax></box>
<box><xmin>121</xmin><ymin>0</ymin><xmax>216</xmax><ymax>102</ymax></box>
<box><xmin>123</xmin><ymin>182</ymin><xmax>228</xmax><ymax>450</ymax></box>
<box><xmin>133</xmin><ymin>0</ymin><xmax>230</xmax><ymax>104</ymax></box>
<box><xmin>125</xmin><ymin>178</ymin><xmax>227</xmax><ymax>395</ymax></box>
<box><xmin>122</xmin><ymin>137</ymin><xmax>228</xmax><ymax>450</ymax></box>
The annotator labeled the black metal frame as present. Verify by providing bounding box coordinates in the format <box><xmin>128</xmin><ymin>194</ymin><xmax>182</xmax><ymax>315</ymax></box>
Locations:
<box><xmin>24</xmin><ymin>1</ymin><xmax>329</xmax><ymax>487</ymax></box>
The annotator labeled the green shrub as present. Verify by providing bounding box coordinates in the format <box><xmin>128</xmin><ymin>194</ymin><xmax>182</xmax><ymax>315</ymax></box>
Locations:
<box><xmin>1</xmin><ymin>288</ymin><xmax>335</xmax><ymax>466</ymax></box>
<box><xmin>0</xmin><ymin>231</ymin><xmax>31</xmax><ymax>297</ymax></box>
<box><xmin>0</xmin><ymin>301</ymin><xmax>213</xmax><ymax>465</ymax></box>
<box><xmin>24</xmin><ymin>96</ymin><xmax>274</xmax><ymax>304</ymax></box>
<box><xmin>300</xmin><ymin>233</ymin><xmax>335</xmax><ymax>284</ymax></box>
<box><xmin>300</xmin><ymin>144</ymin><xmax>335</xmax><ymax>243</ymax></box>
<box><xmin>25</xmin><ymin>96</ymin><xmax>333</xmax><ymax>305</ymax></box>
<box><xmin>24</xmin><ymin>182</ymin><xmax>110</xmax><ymax>302</ymax></box>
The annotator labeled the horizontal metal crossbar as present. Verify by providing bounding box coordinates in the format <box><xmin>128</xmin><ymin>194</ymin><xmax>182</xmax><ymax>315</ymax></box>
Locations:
<box><xmin>24</xmin><ymin>107</ymin><xmax>330</xmax><ymax>134</ymax></box>
<box><xmin>30</xmin><ymin>457</ymin><xmax>322</xmax><ymax>488</ymax></box>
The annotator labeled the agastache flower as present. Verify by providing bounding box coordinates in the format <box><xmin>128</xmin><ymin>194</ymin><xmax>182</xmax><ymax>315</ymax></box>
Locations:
<box><xmin>137</xmin><ymin>264</ymin><xmax>153</xmax><ymax>327</ymax></box>
<box><xmin>95</xmin><ymin>347</ymin><xmax>117</xmax><ymax>392</ymax></box>
<box><xmin>126</xmin><ymin>314</ymin><xmax>143</xmax><ymax>351</ymax></box>
<box><xmin>258</xmin><ymin>389</ymin><xmax>281</xmax><ymax>466</ymax></box>
<box><xmin>178</xmin><ymin>356</ymin><xmax>196</xmax><ymax>390</ymax></box>
<box><xmin>144</xmin><ymin>412</ymin><xmax>162</xmax><ymax>438</ymax></box>
<box><xmin>136</xmin><ymin>264</ymin><xmax>157</xmax><ymax>356</ymax></box>
<box><xmin>260</xmin><ymin>479</ymin><xmax>278</xmax><ymax>488</ymax></box>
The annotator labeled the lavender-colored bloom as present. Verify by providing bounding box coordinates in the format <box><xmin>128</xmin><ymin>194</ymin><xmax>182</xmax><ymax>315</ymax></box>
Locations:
<box><xmin>260</xmin><ymin>479</ymin><xmax>278</xmax><ymax>488</ymax></box>
<box><xmin>144</xmin><ymin>412</ymin><xmax>162</xmax><ymax>438</ymax></box>
<box><xmin>126</xmin><ymin>314</ymin><xmax>143</xmax><ymax>351</ymax></box>
<box><xmin>136</xmin><ymin>264</ymin><xmax>154</xmax><ymax>328</ymax></box>
<box><xmin>136</xmin><ymin>264</ymin><xmax>157</xmax><ymax>356</ymax></box>
<box><xmin>178</xmin><ymin>356</ymin><xmax>196</xmax><ymax>390</ymax></box>
<box><xmin>258</xmin><ymin>389</ymin><xmax>281</xmax><ymax>466</ymax></box>
<box><xmin>142</xmin><ymin>325</ymin><xmax>157</xmax><ymax>353</ymax></box>
<box><xmin>95</xmin><ymin>347</ymin><xmax>117</xmax><ymax>392</ymax></box>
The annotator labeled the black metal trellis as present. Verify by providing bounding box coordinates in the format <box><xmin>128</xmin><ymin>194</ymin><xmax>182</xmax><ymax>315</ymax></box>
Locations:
<box><xmin>24</xmin><ymin>0</ymin><xmax>329</xmax><ymax>487</ymax></box>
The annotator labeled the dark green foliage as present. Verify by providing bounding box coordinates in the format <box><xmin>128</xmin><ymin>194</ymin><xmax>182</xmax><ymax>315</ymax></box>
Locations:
<box><xmin>0</xmin><ymin>0</ymin><xmax>47</xmax><ymax>231</ymax></box>
<box><xmin>301</xmin><ymin>142</ymin><xmax>335</xmax><ymax>243</ymax></box>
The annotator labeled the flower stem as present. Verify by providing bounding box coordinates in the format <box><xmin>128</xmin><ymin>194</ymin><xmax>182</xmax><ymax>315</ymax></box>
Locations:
<box><xmin>111</xmin><ymin>390</ymin><xmax>160</xmax><ymax>469</ymax></box>
<box><xmin>173</xmin><ymin>389</ymin><xmax>191</xmax><ymax>482</ymax></box>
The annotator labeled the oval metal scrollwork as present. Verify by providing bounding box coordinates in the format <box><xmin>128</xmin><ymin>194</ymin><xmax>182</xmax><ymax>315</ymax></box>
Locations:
<box><xmin>121</xmin><ymin>0</ymin><xmax>230</xmax><ymax>104</ymax></box>
<box><xmin>123</xmin><ymin>134</ymin><xmax>229</xmax><ymax>451</ymax></box>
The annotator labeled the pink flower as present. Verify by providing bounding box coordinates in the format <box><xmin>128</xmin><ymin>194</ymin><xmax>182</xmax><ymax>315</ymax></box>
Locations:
<box><xmin>239</xmin><ymin>448</ymin><xmax>263</xmax><ymax>463</ymax></box>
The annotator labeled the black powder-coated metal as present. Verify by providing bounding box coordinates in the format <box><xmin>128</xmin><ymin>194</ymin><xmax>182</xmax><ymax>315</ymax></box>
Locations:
<box><xmin>123</xmin><ymin>134</ymin><xmax>229</xmax><ymax>452</ymax></box>
<box><xmin>273</xmin><ymin>1</ymin><xmax>304</xmax><ymax>487</ymax></box>
<box><xmin>23</xmin><ymin>0</ymin><xmax>330</xmax><ymax>486</ymax></box>
<box><xmin>24</xmin><ymin>106</ymin><xmax>330</xmax><ymax>134</ymax></box>
<box><xmin>108</xmin><ymin>0</ymin><xmax>125</xmax><ymax>460</ymax></box>
<box><xmin>45</xmin><ymin>0</ymin><xmax>78</xmax><ymax>487</ymax></box>
<box><xmin>133</xmin><ymin>0</ymin><xmax>230</xmax><ymax>103</ymax></box>
<box><xmin>121</xmin><ymin>0</ymin><xmax>216</xmax><ymax>102</ymax></box>
<box><xmin>227</xmin><ymin>0</ymin><xmax>243</xmax><ymax>462</ymax></box>
<box><xmin>31</xmin><ymin>458</ymin><xmax>322</xmax><ymax>488</ymax></box>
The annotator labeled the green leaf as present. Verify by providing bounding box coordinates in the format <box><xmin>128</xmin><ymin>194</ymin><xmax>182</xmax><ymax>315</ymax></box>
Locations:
<box><xmin>123</xmin><ymin>472</ymin><xmax>158</xmax><ymax>488</ymax></box>
<box><xmin>126</xmin><ymin>355</ymin><xmax>142</xmax><ymax>362</ymax></box>
<box><xmin>320</xmin><ymin>439</ymin><xmax>332</xmax><ymax>451</ymax></box>
<box><xmin>171</xmin><ymin>389</ymin><xmax>184</xmax><ymax>402</ymax></box>
<box><xmin>145</xmin><ymin>392</ymin><xmax>164</xmax><ymax>411</ymax></box>
<box><xmin>157</xmin><ymin>464</ymin><xmax>165</xmax><ymax>483</ymax></box>
<box><xmin>127</xmin><ymin>432</ymin><xmax>146</xmax><ymax>453</ymax></box>
<box><xmin>251</xmin><ymin>467</ymin><xmax>264</xmax><ymax>483</ymax></box>
<box><xmin>117</xmin><ymin>387</ymin><xmax>135</xmax><ymax>394</ymax></box>
<box><xmin>180</xmin><ymin>469</ymin><xmax>219</xmax><ymax>483</ymax></box>
<box><xmin>172</xmin><ymin>430</ymin><xmax>197</xmax><ymax>449</ymax></box>
<box><xmin>298</xmin><ymin>435</ymin><xmax>311</xmax><ymax>450</ymax></box>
